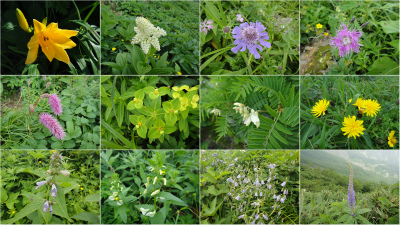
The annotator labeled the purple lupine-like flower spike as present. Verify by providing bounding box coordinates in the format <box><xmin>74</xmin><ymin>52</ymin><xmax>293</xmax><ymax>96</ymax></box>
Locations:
<box><xmin>347</xmin><ymin>162</ymin><xmax>356</xmax><ymax>216</ymax></box>
<box><xmin>330</xmin><ymin>23</ymin><xmax>363</xmax><ymax>58</ymax></box>
<box><xmin>48</xmin><ymin>93</ymin><xmax>63</xmax><ymax>116</ymax></box>
<box><xmin>36</xmin><ymin>181</ymin><xmax>47</xmax><ymax>189</ymax></box>
<box><xmin>39</xmin><ymin>113</ymin><xmax>66</xmax><ymax>140</ymax></box>
<box><xmin>231</xmin><ymin>21</ymin><xmax>271</xmax><ymax>59</ymax></box>
<box><xmin>50</xmin><ymin>184</ymin><xmax>57</xmax><ymax>197</ymax></box>
<box><xmin>43</xmin><ymin>201</ymin><xmax>49</xmax><ymax>212</ymax></box>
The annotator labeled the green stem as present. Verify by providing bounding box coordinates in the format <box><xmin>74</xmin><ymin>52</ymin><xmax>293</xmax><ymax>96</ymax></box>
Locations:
<box><xmin>84</xmin><ymin>1</ymin><xmax>99</xmax><ymax>22</ymax></box>
<box><xmin>72</xmin><ymin>0</ymin><xmax>81</xmax><ymax>20</ymax></box>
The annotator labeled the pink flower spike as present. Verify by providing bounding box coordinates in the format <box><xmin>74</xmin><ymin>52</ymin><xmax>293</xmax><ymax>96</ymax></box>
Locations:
<box><xmin>43</xmin><ymin>75</ymin><xmax>46</xmax><ymax>80</ymax></box>
<box><xmin>48</xmin><ymin>93</ymin><xmax>63</xmax><ymax>116</ymax></box>
<box><xmin>39</xmin><ymin>113</ymin><xmax>66</xmax><ymax>140</ymax></box>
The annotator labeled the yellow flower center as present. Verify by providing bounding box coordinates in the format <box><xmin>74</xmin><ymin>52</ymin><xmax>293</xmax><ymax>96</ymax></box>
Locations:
<box><xmin>170</xmin><ymin>109</ymin><xmax>174</xmax><ymax>113</ymax></box>
<box><xmin>115</xmin><ymin>197</ymin><xmax>119</xmax><ymax>201</ymax></box>
<box><xmin>135</xmin><ymin>99</ymin><xmax>139</xmax><ymax>103</ymax></box>
<box><xmin>158</xmin><ymin>127</ymin><xmax>163</xmax><ymax>131</ymax></box>
<box><xmin>138</xmin><ymin>122</ymin><xmax>142</xmax><ymax>127</ymax></box>
<box><xmin>154</xmin><ymin>89</ymin><xmax>159</xmax><ymax>94</ymax></box>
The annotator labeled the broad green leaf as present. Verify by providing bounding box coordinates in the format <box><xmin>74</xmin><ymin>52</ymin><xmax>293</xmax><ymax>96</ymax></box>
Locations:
<box><xmin>71</xmin><ymin>212</ymin><xmax>100</xmax><ymax>224</ymax></box>
<box><xmin>379</xmin><ymin>20</ymin><xmax>399</xmax><ymax>33</ymax></box>
<box><xmin>165</xmin><ymin>113</ymin><xmax>177</xmax><ymax>125</ymax></box>
<box><xmin>2</xmin><ymin>198</ymin><xmax>43</xmax><ymax>224</ymax></box>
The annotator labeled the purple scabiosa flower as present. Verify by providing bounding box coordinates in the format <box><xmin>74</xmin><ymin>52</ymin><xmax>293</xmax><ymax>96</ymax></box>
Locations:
<box><xmin>200</xmin><ymin>19</ymin><xmax>214</xmax><ymax>34</ymax></box>
<box><xmin>36</xmin><ymin>181</ymin><xmax>47</xmax><ymax>189</ymax></box>
<box><xmin>50</xmin><ymin>184</ymin><xmax>57</xmax><ymax>197</ymax></box>
<box><xmin>281</xmin><ymin>182</ymin><xmax>286</xmax><ymax>187</ymax></box>
<box><xmin>43</xmin><ymin>201</ymin><xmax>49</xmax><ymax>212</ymax></box>
<box><xmin>49</xmin><ymin>205</ymin><xmax>53</xmax><ymax>214</ymax></box>
<box><xmin>330</xmin><ymin>23</ymin><xmax>362</xmax><ymax>57</ymax></box>
<box><xmin>347</xmin><ymin>162</ymin><xmax>356</xmax><ymax>216</ymax></box>
<box><xmin>236</xmin><ymin>14</ymin><xmax>244</xmax><ymax>22</ymax></box>
<box><xmin>238</xmin><ymin>214</ymin><xmax>245</xmax><ymax>219</ymax></box>
<box><xmin>231</xmin><ymin>21</ymin><xmax>271</xmax><ymax>59</ymax></box>
<box><xmin>263</xmin><ymin>214</ymin><xmax>268</xmax><ymax>221</ymax></box>
<box><xmin>39</xmin><ymin>113</ymin><xmax>66</xmax><ymax>140</ymax></box>
<box><xmin>48</xmin><ymin>93</ymin><xmax>63</xmax><ymax>116</ymax></box>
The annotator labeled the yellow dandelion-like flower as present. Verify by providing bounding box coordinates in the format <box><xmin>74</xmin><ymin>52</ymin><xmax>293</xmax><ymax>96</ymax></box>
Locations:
<box><xmin>362</xmin><ymin>99</ymin><xmax>381</xmax><ymax>117</ymax></box>
<box><xmin>341</xmin><ymin>115</ymin><xmax>365</xmax><ymax>139</ymax></box>
<box><xmin>388</xmin><ymin>130</ymin><xmax>397</xmax><ymax>147</ymax></box>
<box><xmin>316</xmin><ymin>23</ymin><xmax>323</xmax><ymax>29</ymax></box>
<box><xmin>80</xmin><ymin>187</ymin><xmax>84</xmax><ymax>190</ymax></box>
<box><xmin>311</xmin><ymin>99</ymin><xmax>330</xmax><ymax>117</ymax></box>
<box><xmin>121</xmin><ymin>39</ymin><xmax>124</xmax><ymax>42</ymax></box>
<box><xmin>178</xmin><ymin>71</ymin><xmax>182</xmax><ymax>75</ymax></box>
<box><xmin>112</xmin><ymin>47</ymin><xmax>116</xmax><ymax>51</ymax></box>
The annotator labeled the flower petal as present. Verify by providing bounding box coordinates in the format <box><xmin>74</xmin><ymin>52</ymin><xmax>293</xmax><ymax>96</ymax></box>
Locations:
<box><xmin>50</xmin><ymin>32</ymin><xmax>76</xmax><ymax>49</ymax></box>
<box><xmin>33</xmin><ymin>19</ymin><xmax>46</xmax><ymax>34</ymax></box>
<box><xmin>25</xmin><ymin>34</ymin><xmax>39</xmax><ymax>64</ymax></box>
<box><xmin>55</xmin><ymin>29</ymin><xmax>79</xmax><ymax>38</ymax></box>
<box><xmin>53</xmin><ymin>43</ymin><xmax>71</xmax><ymax>64</ymax></box>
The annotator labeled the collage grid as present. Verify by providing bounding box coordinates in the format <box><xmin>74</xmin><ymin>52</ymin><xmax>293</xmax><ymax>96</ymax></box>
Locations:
<box><xmin>0</xmin><ymin>0</ymin><xmax>399</xmax><ymax>225</ymax></box>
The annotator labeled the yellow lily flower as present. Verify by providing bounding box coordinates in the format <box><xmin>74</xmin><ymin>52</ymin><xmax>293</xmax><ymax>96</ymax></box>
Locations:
<box><xmin>25</xmin><ymin>19</ymin><xmax>79</xmax><ymax>65</ymax></box>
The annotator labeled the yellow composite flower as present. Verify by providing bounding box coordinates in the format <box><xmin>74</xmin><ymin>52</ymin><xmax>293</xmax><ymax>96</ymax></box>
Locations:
<box><xmin>25</xmin><ymin>19</ymin><xmax>79</xmax><ymax>64</ymax></box>
<box><xmin>316</xmin><ymin>23</ymin><xmax>323</xmax><ymax>29</ymax></box>
<box><xmin>112</xmin><ymin>47</ymin><xmax>116</xmax><ymax>51</ymax></box>
<box><xmin>388</xmin><ymin>130</ymin><xmax>397</xmax><ymax>147</ymax></box>
<box><xmin>341</xmin><ymin>115</ymin><xmax>365</xmax><ymax>139</ymax></box>
<box><xmin>362</xmin><ymin>99</ymin><xmax>381</xmax><ymax>117</ymax></box>
<box><xmin>311</xmin><ymin>99</ymin><xmax>330</xmax><ymax>117</ymax></box>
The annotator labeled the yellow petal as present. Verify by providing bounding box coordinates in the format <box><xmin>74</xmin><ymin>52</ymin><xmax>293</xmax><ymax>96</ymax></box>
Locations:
<box><xmin>53</xmin><ymin>43</ymin><xmax>70</xmax><ymax>64</ymax></box>
<box><xmin>55</xmin><ymin>29</ymin><xmax>79</xmax><ymax>38</ymax></box>
<box><xmin>40</xmin><ymin>41</ymin><xmax>56</xmax><ymax>62</ymax></box>
<box><xmin>50</xmin><ymin>32</ymin><xmax>76</xmax><ymax>49</ymax></box>
<box><xmin>25</xmin><ymin>34</ymin><xmax>39</xmax><ymax>64</ymax></box>
<box><xmin>33</xmin><ymin>19</ymin><xmax>46</xmax><ymax>34</ymax></box>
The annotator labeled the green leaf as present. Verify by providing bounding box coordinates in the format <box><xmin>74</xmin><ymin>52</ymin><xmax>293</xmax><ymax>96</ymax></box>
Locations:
<box><xmin>118</xmin><ymin>206</ymin><xmax>127</xmax><ymax>223</ymax></box>
<box><xmin>165</xmin><ymin>113</ymin><xmax>177</xmax><ymax>125</ymax></box>
<box><xmin>84</xmin><ymin>193</ymin><xmax>100</xmax><ymax>202</ymax></box>
<box><xmin>101</xmin><ymin>119</ymin><xmax>134</xmax><ymax>149</ymax></box>
<box><xmin>367</xmin><ymin>57</ymin><xmax>399</xmax><ymax>75</ymax></box>
<box><xmin>163</xmin><ymin>124</ymin><xmax>177</xmax><ymax>134</ymax></box>
<box><xmin>157</xmin><ymin>192</ymin><xmax>187</xmax><ymax>207</ymax></box>
<box><xmin>52</xmin><ymin>185</ymin><xmax>72</xmax><ymax>222</ymax></box>
<box><xmin>71</xmin><ymin>212</ymin><xmax>100</xmax><ymax>224</ymax></box>
<box><xmin>137</xmin><ymin>125</ymin><xmax>147</xmax><ymax>139</ymax></box>
<box><xmin>379</xmin><ymin>20</ymin><xmax>399</xmax><ymax>33</ymax></box>
<box><xmin>148</xmin><ymin>127</ymin><xmax>161</xmax><ymax>139</ymax></box>
<box><xmin>2</xmin><ymin>198</ymin><xmax>43</xmax><ymax>224</ymax></box>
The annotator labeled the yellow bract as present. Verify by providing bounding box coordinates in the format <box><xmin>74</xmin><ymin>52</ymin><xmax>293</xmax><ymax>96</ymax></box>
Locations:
<box><xmin>341</xmin><ymin>115</ymin><xmax>365</xmax><ymax>139</ymax></box>
<box><xmin>25</xmin><ymin>19</ymin><xmax>79</xmax><ymax>64</ymax></box>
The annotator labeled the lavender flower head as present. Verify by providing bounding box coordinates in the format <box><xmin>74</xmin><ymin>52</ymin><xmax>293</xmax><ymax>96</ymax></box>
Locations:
<box><xmin>50</xmin><ymin>184</ymin><xmax>57</xmax><ymax>197</ymax></box>
<box><xmin>231</xmin><ymin>21</ymin><xmax>271</xmax><ymax>59</ymax></box>
<box><xmin>48</xmin><ymin>93</ymin><xmax>63</xmax><ymax>116</ymax></box>
<box><xmin>330</xmin><ymin>23</ymin><xmax>362</xmax><ymax>57</ymax></box>
<box><xmin>43</xmin><ymin>201</ymin><xmax>49</xmax><ymax>212</ymax></box>
<box><xmin>36</xmin><ymin>181</ymin><xmax>47</xmax><ymax>189</ymax></box>
<box><xmin>347</xmin><ymin>162</ymin><xmax>356</xmax><ymax>216</ymax></box>
<box><xmin>39</xmin><ymin>113</ymin><xmax>66</xmax><ymax>140</ymax></box>
<box><xmin>201</xmin><ymin>19</ymin><xmax>214</xmax><ymax>34</ymax></box>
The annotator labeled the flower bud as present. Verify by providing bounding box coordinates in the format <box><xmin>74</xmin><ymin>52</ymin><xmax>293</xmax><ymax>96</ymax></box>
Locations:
<box><xmin>349</xmin><ymin>17</ymin><xmax>356</xmax><ymax>23</ymax></box>
<box><xmin>27</xmin><ymin>79</ymin><xmax>31</xmax><ymax>86</ymax></box>
<box><xmin>46</xmin><ymin>169</ymin><xmax>52</xmax><ymax>174</ymax></box>
<box><xmin>16</xmin><ymin>8</ymin><xmax>31</xmax><ymax>32</ymax></box>
<box><xmin>151</xmin><ymin>190</ymin><xmax>160</xmax><ymax>196</ymax></box>
<box><xmin>223</xmin><ymin>26</ymin><xmax>231</xmax><ymax>34</ymax></box>
<box><xmin>361</xmin><ymin>22</ymin><xmax>370</xmax><ymax>27</ymax></box>
<box><xmin>60</xmin><ymin>170</ymin><xmax>70</xmax><ymax>177</ymax></box>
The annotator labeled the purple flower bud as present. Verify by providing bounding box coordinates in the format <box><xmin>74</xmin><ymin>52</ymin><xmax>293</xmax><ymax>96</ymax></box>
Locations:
<box><xmin>49</xmin><ymin>205</ymin><xmax>53</xmax><ymax>214</ymax></box>
<box><xmin>50</xmin><ymin>184</ymin><xmax>57</xmax><ymax>197</ymax></box>
<box><xmin>263</xmin><ymin>214</ymin><xmax>268</xmax><ymax>221</ymax></box>
<box><xmin>278</xmin><ymin>211</ymin><xmax>281</xmax><ymax>216</ymax></box>
<box><xmin>238</xmin><ymin>214</ymin><xmax>245</xmax><ymax>219</ymax></box>
<box><xmin>361</xmin><ymin>21</ymin><xmax>370</xmax><ymax>27</ymax></box>
<box><xmin>350</xmin><ymin>17</ymin><xmax>356</xmax><ymax>23</ymax></box>
<box><xmin>36</xmin><ymin>181</ymin><xmax>47</xmax><ymax>189</ymax></box>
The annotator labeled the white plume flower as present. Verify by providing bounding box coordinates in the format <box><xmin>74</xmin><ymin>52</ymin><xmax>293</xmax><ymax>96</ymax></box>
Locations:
<box><xmin>131</xmin><ymin>17</ymin><xmax>167</xmax><ymax>54</ymax></box>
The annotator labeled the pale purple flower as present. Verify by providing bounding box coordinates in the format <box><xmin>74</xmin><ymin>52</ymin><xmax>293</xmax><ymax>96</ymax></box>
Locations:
<box><xmin>36</xmin><ymin>181</ymin><xmax>46</xmax><ymax>189</ymax></box>
<box><xmin>49</xmin><ymin>205</ymin><xmax>53</xmax><ymax>214</ymax></box>
<box><xmin>274</xmin><ymin>175</ymin><xmax>276</xmax><ymax>179</ymax></box>
<box><xmin>43</xmin><ymin>201</ymin><xmax>49</xmax><ymax>212</ymax></box>
<box><xmin>276</xmin><ymin>195</ymin><xmax>281</xmax><ymax>201</ymax></box>
<box><xmin>238</xmin><ymin>215</ymin><xmax>245</xmax><ymax>219</ymax></box>
<box><xmin>255</xmin><ymin>192</ymin><xmax>258</xmax><ymax>197</ymax></box>
<box><xmin>281</xmin><ymin>182</ymin><xmax>286</xmax><ymax>187</ymax></box>
<box><xmin>201</xmin><ymin>19</ymin><xmax>214</xmax><ymax>34</ymax></box>
<box><xmin>237</xmin><ymin>174</ymin><xmax>241</xmax><ymax>179</ymax></box>
<box><xmin>231</xmin><ymin>21</ymin><xmax>271</xmax><ymax>59</ymax></box>
<box><xmin>50</xmin><ymin>184</ymin><xmax>57</xmax><ymax>197</ymax></box>
<box><xmin>234</xmin><ymin>182</ymin><xmax>238</xmax><ymax>187</ymax></box>
<box><xmin>235</xmin><ymin>195</ymin><xmax>241</xmax><ymax>201</ymax></box>
<box><xmin>263</xmin><ymin>214</ymin><xmax>268</xmax><ymax>221</ymax></box>
<box><xmin>48</xmin><ymin>93</ymin><xmax>63</xmax><ymax>116</ymax></box>
<box><xmin>251</xmin><ymin>221</ymin><xmax>255</xmax><ymax>224</ymax></box>
<box><xmin>261</xmin><ymin>180</ymin><xmax>265</xmax><ymax>185</ymax></box>
<box><xmin>348</xmin><ymin>163</ymin><xmax>356</xmax><ymax>216</ymax></box>
<box><xmin>260</xmin><ymin>192</ymin><xmax>263</xmax><ymax>197</ymax></box>
<box><xmin>278</xmin><ymin>211</ymin><xmax>281</xmax><ymax>216</ymax></box>
<box><xmin>268</xmin><ymin>164</ymin><xmax>276</xmax><ymax>169</ymax></box>
<box><xmin>255</xmin><ymin>214</ymin><xmax>259</xmax><ymax>221</ymax></box>
<box><xmin>284</xmin><ymin>189</ymin><xmax>288</xmax><ymax>195</ymax></box>
<box><xmin>236</xmin><ymin>14</ymin><xmax>244</xmax><ymax>22</ymax></box>
<box><xmin>39</xmin><ymin>113</ymin><xmax>66</xmax><ymax>140</ymax></box>
<box><xmin>267</xmin><ymin>178</ymin><xmax>271</xmax><ymax>183</ymax></box>
<box><xmin>280</xmin><ymin>196</ymin><xmax>286</xmax><ymax>203</ymax></box>
<box><xmin>273</xmin><ymin>195</ymin><xmax>276</xmax><ymax>199</ymax></box>
<box><xmin>330</xmin><ymin>23</ymin><xmax>362</xmax><ymax>57</ymax></box>
<box><xmin>267</xmin><ymin>184</ymin><xmax>272</xmax><ymax>189</ymax></box>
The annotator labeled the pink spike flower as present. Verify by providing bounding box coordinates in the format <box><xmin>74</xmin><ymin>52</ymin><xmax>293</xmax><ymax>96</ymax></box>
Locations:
<box><xmin>330</xmin><ymin>23</ymin><xmax>363</xmax><ymax>57</ymax></box>
<box><xmin>39</xmin><ymin>113</ymin><xmax>66</xmax><ymax>140</ymax></box>
<box><xmin>48</xmin><ymin>93</ymin><xmax>63</xmax><ymax>116</ymax></box>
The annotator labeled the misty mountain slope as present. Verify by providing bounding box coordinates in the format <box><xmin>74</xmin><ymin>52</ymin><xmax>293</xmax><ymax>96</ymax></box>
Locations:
<box><xmin>301</xmin><ymin>150</ymin><xmax>399</xmax><ymax>184</ymax></box>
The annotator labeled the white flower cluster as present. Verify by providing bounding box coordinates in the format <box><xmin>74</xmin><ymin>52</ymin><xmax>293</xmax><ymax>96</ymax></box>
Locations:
<box><xmin>209</xmin><ymin>108</ymin><xmax>222</xmax><ymax>116</ymax></box>
<box><xmin>140</xmin><ymin>207</ymin><xmax>156</xmax><ymax>217</ymax></box>
<box><xmin>131</xmin><ymin>17</ymin><xmax>167</xmax><ymax>54</ymax></box>
<box><xmin>233</xmin><ymin>103</ymin><xmax>260</xmax><ymax>128</ymax></box>
<box><xmin>109</xmin><ymin>180</ymin><xmax>123</xmax><ymax>205</ymax></box>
